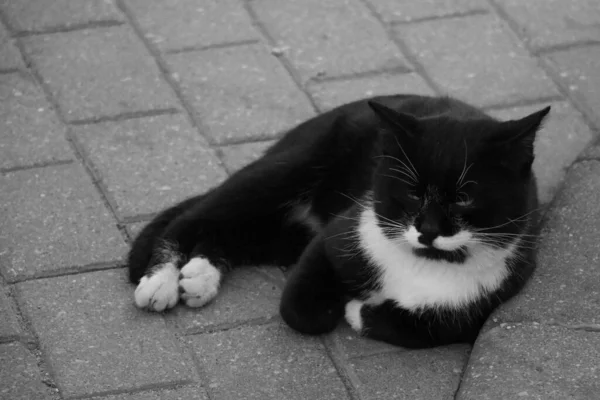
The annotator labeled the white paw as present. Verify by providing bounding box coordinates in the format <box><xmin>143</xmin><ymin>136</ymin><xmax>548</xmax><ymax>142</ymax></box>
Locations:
<box><xmin>345</xmin><ymin>299</ymin><xmax>364</xmax><ymax>332</ymax></box>
<box><xmin>134</xmin><ymin>263</ymin><xmax>180</xmax><ymax>312</ymax></box>
<box><xmin>179</xmin><ymin>257</ymin><xmax>221</xmax><ymax>308</ymax></box>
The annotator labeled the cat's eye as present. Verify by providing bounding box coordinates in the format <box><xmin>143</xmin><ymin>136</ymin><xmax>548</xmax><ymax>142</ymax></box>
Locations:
<box><xmin>454</xmin><ymin>198</ymin><xmax>473</xmax><ymax>207</ymax></box>
<box><xmin>407</xmin><ymin>193</ymin><xmax>420</xmax><ymax>201</ymax></box>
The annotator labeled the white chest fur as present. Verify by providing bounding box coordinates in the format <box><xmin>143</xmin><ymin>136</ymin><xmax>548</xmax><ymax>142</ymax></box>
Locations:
<box><xmin>357</xmin><ymin>207</ymin><xmax>517</xmax><ymax>311</ymax></box>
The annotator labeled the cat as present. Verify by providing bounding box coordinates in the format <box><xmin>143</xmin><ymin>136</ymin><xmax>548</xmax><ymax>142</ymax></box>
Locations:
<box><xmin>127</xmin><ymin>94</ymin><xmax>549</xmax><ymax>348</ymax></box>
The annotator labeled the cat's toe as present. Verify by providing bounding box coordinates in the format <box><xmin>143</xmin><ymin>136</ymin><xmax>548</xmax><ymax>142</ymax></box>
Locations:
<box><xmin>345</xmin><ymin>299</ymin><xmax>364</xmax><ymax>332</ymax></box>
<box><xmin>134</xmin><ymin>263</ymin><xmax>180</xmax><ymax>312</ymax></box>
<box><xmin>178</xmin><ymin>257</ymin><xmax>221</xmax><ymax>308</ymax></box>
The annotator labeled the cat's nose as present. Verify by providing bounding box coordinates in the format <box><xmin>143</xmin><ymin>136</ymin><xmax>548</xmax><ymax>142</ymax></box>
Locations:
<box><xmin>418</xmin><ymin>230</ymin><xmax>438</xmax><ymax>246</ymax></box>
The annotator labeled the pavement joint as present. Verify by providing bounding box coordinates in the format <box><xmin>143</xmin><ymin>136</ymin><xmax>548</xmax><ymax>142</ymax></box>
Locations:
<box><xmin>534</xmin><ymin>40</ymin><xmax>600</xmax><ymax>56</ymax></box>
<box><xmin>482</xmin><ymin>94</ymin><xmax>565</xmax><ymax>112</ymax></box>
<box><xmin>175</xmin><ymin>315</ymin><xmax>280</xmax><ymax>337</ymax></box>
<box><xmin>66</xmin><ymin>379</ymin><xmax>196</xmax><ymax>400</ymax></box>
<box><xmin>68</xmin><ymin>108</ymin><xmax>181</xmax><ymax>126</ymax></box>
<box><xmin>7</xmin><ymin>261</ymin><xmax>125</xmax><ymax>284</ymax></box>
<box><xmin>164</xmin><ymin>39</ymin><xmax>262</xmax><ymax>55</ymax></box>
<box><xmin>10</xmin><ymin>20</ymin><xmax>125</xmax><ymax>38</ymax></box>
<box><xmin>306</xmin><ymin>66</ymin><xmax>414</xmax><ymax>84</ymax></box>
<box><xmin>388</xmin><ymin>8</ymin><xmax>490</xmax><ymax>26</ymax></box>
<box><xmin>321</xmin><ymin>335</ymin><xmax>363</xmax><ymax>400</ymax></box>
<box><xmin>0</xmin><ymin>159</ymin><xmax>74</xmax><ymax>174</ymax></box>
<box><xmin>0</xmin><ymin>67</ymin><xmax>20</xmax><ymax>74</ymax></box>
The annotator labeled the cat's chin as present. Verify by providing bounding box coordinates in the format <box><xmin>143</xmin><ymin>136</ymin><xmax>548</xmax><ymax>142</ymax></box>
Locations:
<box><xmin>412</xmin><ymin>246</ymin><xmax>469</xmax><ymax>264</ymax></box>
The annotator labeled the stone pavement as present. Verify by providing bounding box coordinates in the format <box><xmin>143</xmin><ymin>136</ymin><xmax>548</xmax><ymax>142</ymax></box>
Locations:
<box><xmin>0</xmin><ymin>0</ymin><xmax>599</xmax><ymax>399</ymax></box>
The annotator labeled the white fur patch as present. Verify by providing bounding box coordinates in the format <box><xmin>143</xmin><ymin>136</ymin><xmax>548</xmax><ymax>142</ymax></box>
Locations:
<box><xmin>134</xmin><ymin>263</ymin><xmax>180</xmax><ymax>312</ymax></box>
<box><xmin>405</xmin><ymin>226</ymin><xmax>426</xmax><ymax>248</ymax></box>
<box><xmin>345</xmin><ymin>300</ymin><xmax>364</xmax><ymax>332</ymax></box>
<box><xmin>179</xmin><ymin>257</ymin><xmax>221</xmax><ymax>308</ymax></box>
<box><xmin>433</xmin><ymin>230</ymin><xmax>472</xmax><ymax>251</ymax></box>
<box><xmin>359</xmin><ymin>206</ymin><xmax>517</xmax><ymax>311</ymax></box>
<box><xmin>289</xmin><ymin>202</ymin><xmax>322</xmax><ymax>233</ymax></box>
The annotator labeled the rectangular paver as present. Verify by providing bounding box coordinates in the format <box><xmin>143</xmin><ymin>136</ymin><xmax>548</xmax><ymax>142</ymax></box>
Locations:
<box><xmin>22</xmin><ymin>26</ymin><xmax>178</xmax><ymax>122</ymax></box>
<box><xmin>0</xmin><ymin>342</ymin><xmax>57</xmax><ymax>400</ymax></box>
<box><xmin>93</xmin><ymin>386</ymin><xmax>209</xmax><ymax>400</ymax></box>
<box><xmin>17</xmin><ymin>269</ymin><xmax>195</xmax><ymax>398</ymax></box>
<box><xmin>124</xmin><ymin>0</ymin><xmax>259</xmax><ymax>51</ymax></box>
<box><xmin>218</xmin><ymin>141</ymin><xmax>274</xmax><ymax>173</ymax></box>
<box><xmin>396</xmin><ymin>15</ymin><xmax>559</xmax><ymax>107</ymax></box>
<box><xmin>251</xmin><ymin>0</ymin><xmax>409</xmax><ymax>82</ymax></box>
<box><xmin>0</xmin><ymin>284</ymin><xmax>22</xmax><ymax>341</ymax></box>
<box><xmin>0</xmin><ymin>22</ymin><xmax>24</xmax><ymax>71</ymax></box>
<box><xmin>186</xmin><ymin>323</ymin><xmax>349</xmax><ymax>400</ymax></box>
<box><xmin>367</xmin><ymin>0</ymin><xmax>488</xmax><ymax>22</ymax></box>
<box><xmin>74</xmin><ymin>114</ymin><xmax>227</xmax><ymax>218</ymax></box>
<box><xmin>458</xmin><ymin>323</ymin><xmax>600</xmax><ymax>400</ymax></box>
<box><xmin>166</xmin><ymin>43</ymin><xmax>314</xmax><ymax>144</ymax></box>
<box><xmin>0</xmin><ymin>164</ymin><xmax>127</xmax><ymax>281</ymax></box>
<box><xmin>0</xmin><ymin>73</ymin><xmax>72</xmax><ymax>170</ymax></box>
<box><xmin>0</xmin><ymin>0</ymin><xmax>123</xmax><ymax>33</ymax></box>
<box><xmin>491</xmin><ymin>101</ymin><xmax>594</xmax><ymax>205</ymax></box>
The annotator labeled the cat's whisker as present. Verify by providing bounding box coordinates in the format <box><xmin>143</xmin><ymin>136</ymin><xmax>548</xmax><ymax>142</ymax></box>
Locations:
<box><xmin>381</xmin><ymin>174</ymin><xmax>414</xmax><ymax>186</ymax></box>
<box><xmin>473</xmin><ymin>208</ymin><xmax>542</xmax><ymax>232</ymax></box>
<box><xmin>393</xmin><ymin>135</ymin><xmax>419</xmax><ymax>179</ymax></box>
<box><xmin>388</xmin><ymin>167</ymin><xmax>418</xmax><ymax>183</ymax></box>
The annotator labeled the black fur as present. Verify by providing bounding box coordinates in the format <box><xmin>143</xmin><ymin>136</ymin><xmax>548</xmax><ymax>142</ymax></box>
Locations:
<box><xmin>128</xmin><ymin>94</ymin><xmax>548</xmax><ymax>348</ymax></box>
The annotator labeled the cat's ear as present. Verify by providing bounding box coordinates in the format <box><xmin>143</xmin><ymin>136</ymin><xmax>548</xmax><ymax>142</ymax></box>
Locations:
<box><xmin>368</xmin><ymin>101</ymin><xmax>419</xmax><ymax>137</ymax></box>
<box><xmin>491</xmin><ymin>106</ymin><xmax>551</xmax><ymax>147</ymax></box>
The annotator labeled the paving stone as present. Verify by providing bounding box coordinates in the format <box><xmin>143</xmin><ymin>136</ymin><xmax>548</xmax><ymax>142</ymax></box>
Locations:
<box><xmin>17</xmin><ymin>269</ymin><xmax>194</xmax><ymax>398</ymax></box>
<box><xmin>490</xmin><ymin>102</ymin><xmax>594</xmax><ymax>205</ymax></box>
<box><xmin>308</xmin><ymin>72</ymin><xmax>435</xmax><ymax>112</ymax></box>
<box><xmin>0</xmin><ymin>164</ymin><xmax>127</xmax><ymax>281</ymax></box>
<box><xmin>126</xmin><ymin>221</ymin><xmax>149</xmax><ymax>241</ymax></box>
<box><xmin>579</xmin><ymin>139</ymin><xmax>600</xmax><ymax>159</ymax></box>
<box><xmin>458</xmin><ymin>323</ymin><xmax>600</xmax><ymax>400</ymax></box>
<box><xmin>0</xmin><ymin>284</ymin><xmax>22</xmax><ymax>341</ymax></box>
<box><xmin>218</xmin><ymin>141</ymin><xmax>274</xmax><ymax>173</ymax></box>
<box><xmin>496</xmin><ymin>0</ymin><xmax>600</xmax><ymax>50</ymax></box>
<box><xmin>546</xmin><ymin>45</ymin><xmax>600</xmax><ymax>128</ymax></box>
<box><xmin>74</xmin><ymin>114</ymin><xmax>227</xmax><ymax>218</ymax></box>
<box><xmin>396</xmin><ymin>15</ymin><xmax>559</xmax><ymax>107</ymax></box>
<box><xmin>251</xmin><ymin>0</ymin><xmax>409</xmax><ymax>82</ymax></box>
<box><xmin>367</xmin><ymin>0</ymin><xmax>488</xmax><ymax>22</ymax></box>
<box><xmin>91</xmin><ymin>386</ymin><xmax>209</xmax><ymax>400</ymax></box>
<box><xmin>0</xmin><ymin>342</ymin><xmax>57</xmax><ymax>400</ymax></box>
<box><xmin>168</xmin><ymin>267</ymin><xmax>283</xmax><ymax>332</ymax></box>
<box><xmin>0</xmin><ymin>0</ymin><xmax>123</xmax><ymax>33</ymax></box>
<box><xmin>22</xmin><ymin>26</ymin><xmax>178</xmax><ymax>122</ymax></box>
<box><xmin>490</xmin><ymin>161</ymin><xmax>600</xmax><ymax>327</ymax></box>
<box><xmin>186</xmin><ymin>323</ymin><xmax>349</xmax><ymax>400</ymax></box>
<box><xmin>0</xmin><ymin>22</ymin><xmax>24</xmax><ymax>71</ymax></box>
<box><xmin>166</xmin><ymin>44</ymin><xmax>314</xmax><ymax>144</ymax></box>
<box><xmin>125</xmin><ymin>0</ymin><xmax>259</xmax><ymax>51</ymax></box>
<box><xmin>351</xmin><ymin>344</ymin><xmax>470</xmax><ymax>400</ymax></box>
<box><xmin>0</xmin><ymin>73</ymin><xmax>72</xmax><ymax>170</ymax></box>
<box><xmin>333</xmin><ymin>324</ymin><xmax>403</xmax><ymax>359</ymax></box>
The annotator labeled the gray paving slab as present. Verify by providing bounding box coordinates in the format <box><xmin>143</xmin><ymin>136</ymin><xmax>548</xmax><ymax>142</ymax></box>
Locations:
<box><xmin>333</xmin><ymin>324</ymin><xmax>405</xmax><ymax>359</ymax></box>
<box><xmin>546</xmin><ymin>45</ymin><xmax>600</xmax><ymax>128</ymax></box>
<box><xmin>0</xmin><ymin>164</ymin><xmax>127</xmax><ymax>281</ymax></box>
<box><xmin>0</xmin><ymin>0</ymin><xmax>124</xmax><ymax>33</ymax></box>
<box><xmin>74</xmin><ymin>114</ymin><xmax>227</xmax><ymax>218</ymax></box>
<box><xmin>185</xmin><ymin>322</ymin><xmax>349</xmax><ymax>400</ymax></box>
<box><xmin>218</xmin><ymin>141</ymin><xmax>274</xmax><ymax>173</ymax></box>
<box><xmin>366</xmin><ymin>0</ymin><xmax>488</xmax><ymax>22</ymax></box>
<box><xmin>490</xmin><ymin>161</ymin><xmax>600</xmax><ymax>327</ymax></box>
<box><xmin>351</xmin><ymin>345</ymin><xmax>470</xmax><ymax>400</ymax></box>
<box><xmin>307</xmin><ymin>72</ymin><xmax>435</xmax><ymax>112</ymax></box>
<box><xmin>0</xmin><ymin>22</ymin><xmax>24</xmax><ymax>71</ymax></box>
<box><xmin>0</xmin><ymin>72</ymin><xmax>73</xmax><ymax>170</ymax></box>
<box><xmin>90</xmin><ymin>386</ymin><xmax>209</xmax><ymax>400</ymax></box>
<box><xmin>250</xmin><ymin>0</ymin><xmax>409</xmax><ymax>82</ymax></box>
<box><xmin>0</xmin><ymin>284</ymin><xmax>22</xmax><ymax>341</ymax></box>
<box><xmin>495</xmin><ymin>0</ymin><xmax>600</xmax><ymax>50</ymax></box>
<box><xmin>0</xmin><ymin>342</ymin><xmax>58</xmax><ymax>400</ymax></box>
<box><xmin>124</xmin><ymin>0</ymin><xmax>259</xmax><ymax>51</ymax></box>
<box><xmin>396</xmin><ymin>14</ymin><xmax>559</xmax><ymax>107</ymax></box>
<box><xmin>17</xmin><ymin>269</ymin><xmax>195</xmax><ymax>398</ymax></box>
<box><xmin>490</xmin><ymin>101</ymin><xmax>595</xmax><ymax>205</ymax></box>
<box><xmin>166</xmin><ymin>43</ymin><xmax>314</xmax><ymax>144</ymax></box>
<box><xmin>580</xmin><ymin>139</ymin><xmax>600</xmax><ymax>159</ymax></box>
<box><xmin>22</xmin><ymin>26</ymin><xmax>179</xmax><ymax>122</ymax></box>
<box><xmin>457</xmin><ymin>323</ymin><xmax>599</xmax><ymax>400</ymax></box>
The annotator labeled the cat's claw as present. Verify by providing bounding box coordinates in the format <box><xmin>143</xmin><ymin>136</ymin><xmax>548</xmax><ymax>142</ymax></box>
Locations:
<box><xmin>134</xmin><ymin>263</ymin><xmax>180</xmax><ymax>312</ymax></box>
<box><xmin>345</xmin><ymin>299</ymin><xmax>364</xmax><ymax>332</ymax></box>
<box><xmin>179</xmin><ymin>257</ymin><xmax>221</xmax><ymax>308</ymax></box>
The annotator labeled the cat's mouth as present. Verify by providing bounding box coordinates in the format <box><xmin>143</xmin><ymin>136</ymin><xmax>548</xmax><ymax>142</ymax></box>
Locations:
<box><xmin>412</xmin><ymin>246</ymin><xmax>469</xmax><ymax>263</ymax></box>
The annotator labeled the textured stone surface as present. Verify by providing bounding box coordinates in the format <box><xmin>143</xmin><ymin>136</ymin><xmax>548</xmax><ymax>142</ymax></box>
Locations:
<box><xmin>92</xmin><ymin>386</ymin><xmax>209</xmax><ymax>400</ymax></box>
<box><xmin>0</xmin><ymin>0</ymin><xmax>123</xmax><ymax>32</ymax></box>
<box><xmin>187</xmin><ymin>323</ymin><xmax>349</xmax><ymax>400</ymax></box>
<box><xmin>397</xmin><ymin>15</ymin><xmax>558</xmax><ymax>107</ymax></box>
<box><xmin>0</xmin><ymin>73</ymin><xmax>72</xmax><ymax>170</ymax></box>
<box><xmin>17</xmin><ymin>269</ymin><xmax>194</xmax><ymax>398</ymax></box>
<box><xmin>0</xmin><ymin>164</ymin><xmax>127</xmax><ymax>281</ymax></box>
<box><xmin>218</xmin><ymin>141</ymin><xmax>274</xmax><ymax>172</ymax></box>
<box><xmin>334</xmin><ymin>324</ymin><xmax>402</xmax><ymax>359</ymax></box>
<box><xmin>168</xmin><ymin>267</ymin><xmax>283</xmax><ymax>332</ymax></box>
<box><xmin>166</xmin><ymin>44</ymin><xmax>314</xmax><ymax>144</ymax></box>
<box><xmin>458</xmin><ymin>323</ymin><xmax>600</xmax><ymax>400</ymax></box>
<box><xmin>490</xmin><ymin>102</ymin><xmax>594</xmax><ymax>205</ymax></box>
<box><xmin>251</xmin><ymin>0</ymin><xmax>409</xmax><ymax>81</ymax></box>
<box><xmin>0</xmin><ymin>22</ymin><xmax>24</xmax><ymax>70</ymax></box>
<box><xmin>74</xmin><ymin>114</ymin><xmax>226</xmax><ymax>217</ymax></box>
<box><xmin>22</xmin><ymin>26</ymin><xmax>178</xmax><ymax>121</ymax></box>
<box><xmin>546</xmin><ymin>46</ymin><xmax>600</xmax><ymax>128</ymax></box>
<box><xmin>491</xmin><ymin>161</ymin><xmax>600</xmax><ymax>327</ymax></box>
<box><xmin>0</xmin><ymin>284</ymin><xmax>22</xmax><ymax>341</ymax></box>
<box><xmin>125</xmin><ymin>0</ymin><xmax>259</xmax><ymax>51</ymax></box>
<box><xmin>352</xmin><ymin>345</ymin><xmax>469</xmax><ymax>400</ymax></box>
<box><xmin>496</xmin><ymin>0</ymin><xmax>600</xmax><ymax>50</ymax></box>
<box><xmin>0</xmin><ymin>342</ymin><xmax>57</xmax><ymax>400</ymax></box>
<box><xmin>580</xmin><ymin>139</ymin><xmax>600</xmax><ymax>159</ymax></box>
<box><xmin>367</xmin><ymin>0</ymin><xmax>488</xmax><ymax>22</ymax></box>
<box><xmin>308</xmin><ymin>72</ymin><xmax>435</xmax><ymax>111</ymax></box>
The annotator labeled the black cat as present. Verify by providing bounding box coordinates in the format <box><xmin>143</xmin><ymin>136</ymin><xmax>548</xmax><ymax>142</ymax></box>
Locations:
<box><xmin>128</xmin><ymin>94</ymin><xmax>548</xmax><ymax>348</ymax></box>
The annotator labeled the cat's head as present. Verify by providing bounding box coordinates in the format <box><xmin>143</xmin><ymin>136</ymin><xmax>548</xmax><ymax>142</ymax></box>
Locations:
<box><xmin>368</xmin><ymin>100</ymin><xmax>550</xmax><ymax>263</ymax></box>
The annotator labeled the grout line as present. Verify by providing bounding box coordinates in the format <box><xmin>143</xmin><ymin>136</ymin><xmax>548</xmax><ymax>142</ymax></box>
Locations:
<box><xmin>8</xmin><ymin>261</ymin><xmax>124</xmax><ymax>284</ymax></box>
<box><xmin>452</xmin><ymin>347</ymin><xmax>473</xmax><ymax>400</ymax></box>
<box><xmin>389</xmin><ymin>8</ymin><xmax>489</xmax><ymax>26</ymax></box>
<box><xmin>121</xmin><ymin>213</ymin><xmax>157</xmax><ymax>224</ymax></box>
<box><xmin>165</xmin><ymin>39</ymin><xmax>261</xmax><ymax>55</ymax></box>
<box><xmin>321</xmin><ymin>334</ymin><xmax>363</xmax><ymax>400</ymax></box>
<box><xmin>214</xmin><ymin>133</ymin><xmax>280</xmax><ymax>147</ymax></box>
<box><xmin>176</xmin><ymin>316</ymin><xmax>280</xmax><ymax>337</ymax></box>
<box><xmin>0</xmin><ymin>67</ymin><xmax>21</xmax><ymax>74</ymax></box>
<box><xmin>68</xmin><ymin>107</ymin><xmax>180</xmax><ymax>125</ymax></box>
<box><xmin>533</xmin><ymin>40</ymin><xmax>600</xmax><ymax>56</ymax></box>
<box><xmin>306</xmin><ymin>65</ymin><xmax>413</xmax><ymax>84</ymax></box>
<box><xmin>66</xmin><ymin>379</ymin><xmax>195</xmax><ymax>400</ymax></box>
<box><xmin>482</xmin><ymin>94</ymin><xmax>564</xmax><ymax>112</ymax></box>
<box><xmin>11</xmin><ymin>20</ymin><xmax>125</xmax><ymax>37</ymax></box>
<box><xmin>0</xmin><ymin>159</ymin><xmax>74</xmax><ymax>174</ymax></box>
